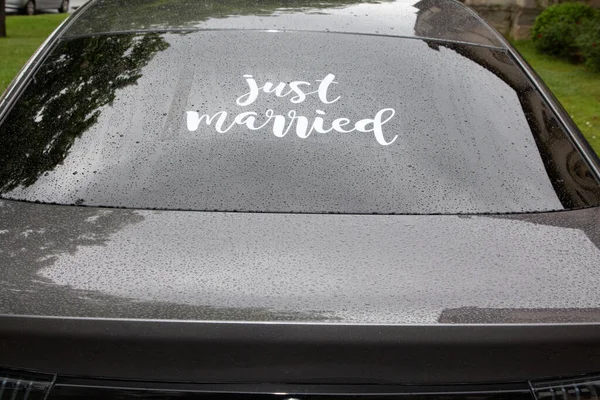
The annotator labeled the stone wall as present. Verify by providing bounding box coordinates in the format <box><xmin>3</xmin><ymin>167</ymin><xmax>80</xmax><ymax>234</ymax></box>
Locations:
<box><xmin>464</xmin><ymin>0</ymin><xmax>600</xmax><ymax>39</ymax></box>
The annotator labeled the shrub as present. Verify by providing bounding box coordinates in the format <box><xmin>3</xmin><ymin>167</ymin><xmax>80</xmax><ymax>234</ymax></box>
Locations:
<box><xmin>576</xmin><ymin>18</ymin><xmax>600</xmax><ymax>72</ymax></box>
<box><xmin>531</xmin><ymin>2</ymin><xmax>597</xmax><ymax>60</ymax></box>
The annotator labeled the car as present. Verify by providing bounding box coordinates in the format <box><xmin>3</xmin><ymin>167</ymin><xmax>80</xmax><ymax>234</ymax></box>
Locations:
<box><xmin>5</xmin><ymin>0</ymin><xmax>69</xmax><ymax>15</ymax></box>
<box><xmin>1</xmin><ymin>0</ymin><xmax>600</xmax><ymax>398</ymax></box>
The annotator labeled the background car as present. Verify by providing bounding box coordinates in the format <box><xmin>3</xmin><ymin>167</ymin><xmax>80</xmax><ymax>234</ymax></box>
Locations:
<box><xmin>1</xmin><ymin>0</ymin><xmax>600</xmax><ymax>398</ymax></box>
<box><xmin>5</xmin><ymin>0</ymin><xmax>69</xmax><ymax>15</ymax></box>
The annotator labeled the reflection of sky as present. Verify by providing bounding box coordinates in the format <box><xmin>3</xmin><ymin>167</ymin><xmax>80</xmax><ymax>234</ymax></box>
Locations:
<box><xmin>38</xmin><ymin>211</ymin><xmax>600</xmax><ymax>324</ymax></box>
<box><xmin>7</xmin><ymin>31</ymin><xmax>562</xmax><ymax>213</ymax></box>
<box><xmin>63</xmin><ymin>0</ymin><xmax>502</xmax><ymax>47</ymax></box>
<box><xmin>196</xmin><ymin>1</ymin><xmax>420</xmax><ymax>36</ymax></box>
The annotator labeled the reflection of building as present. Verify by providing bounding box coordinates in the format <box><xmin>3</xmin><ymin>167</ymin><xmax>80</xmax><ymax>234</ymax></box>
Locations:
<box><xmin>413</xmin><ymin>0</ymin><xmax>599</xmax><ymax>40</ymax></box>
<box><xmin>413</xmin><ymin>0</ymin><xmax>502</xmax><ymax>45</ymax></box>
<box><xmin>459</xmin><ymin>0</ymin><xmax>599</xmax><ymax>39</ymax></box>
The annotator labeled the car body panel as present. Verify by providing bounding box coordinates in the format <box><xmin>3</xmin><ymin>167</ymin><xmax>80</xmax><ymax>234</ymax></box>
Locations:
<box><xmin>3</xmin><ymin>315</ymin><xmax>600</xmax><ymax>384</ymax></box>
<box><xmin>2</xmin><ymin>199</ymin><xmax>600</xmax><ymax>324</ymax></box>
<box><xmin>38</xmin><ymin>0</ymin><xmax>61</xmax><ymax>8</ymax></box>
<box><xmin>5</xmin><ymin>0</ymin><xmax>64</xmax><ymax>11</ymax></box>
<box><xmin>4</xmin><ymin>0</ymin><xmax>25</xmax><ymax>9</ymax></box>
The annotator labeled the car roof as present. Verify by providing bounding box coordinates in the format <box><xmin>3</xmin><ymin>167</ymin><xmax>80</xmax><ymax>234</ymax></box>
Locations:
<box><xmin>63</xmin><ymin>0</ymin><xmax>505</xmax><ymax>49</ymax></box>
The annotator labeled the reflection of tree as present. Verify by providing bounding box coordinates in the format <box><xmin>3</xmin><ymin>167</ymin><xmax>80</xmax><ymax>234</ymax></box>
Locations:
<box><xmin>0</xmin><ymin>200</ymin><xmax>334</xmax><ymax>321</ymax></box>
<box><xmin>0</xmin><ymin>33</ymin><xmax>169</xmax><ymax>193</ymax></box>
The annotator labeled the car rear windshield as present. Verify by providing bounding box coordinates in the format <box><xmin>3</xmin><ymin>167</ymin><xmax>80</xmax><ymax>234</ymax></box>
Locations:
<box><xmin>1</xmin><ymin>31</ymin><xmax>599</xmax><ymax>214</ymax></box>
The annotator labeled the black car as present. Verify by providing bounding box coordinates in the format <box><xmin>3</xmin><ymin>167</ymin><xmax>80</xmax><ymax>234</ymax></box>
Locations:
<box><xmin>1</xmin><ymin>0</ymin><xmax>600</xmax><ymax>398</ymax></box>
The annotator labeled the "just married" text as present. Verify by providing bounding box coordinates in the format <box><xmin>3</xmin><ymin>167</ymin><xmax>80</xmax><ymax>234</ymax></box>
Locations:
<box><xmin>186</xmin><ymin>74</ymin><xmax>398</xmax><ymax>146</ymax></box>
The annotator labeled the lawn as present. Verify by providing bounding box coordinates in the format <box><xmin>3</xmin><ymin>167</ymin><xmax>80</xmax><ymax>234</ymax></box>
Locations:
<box><xmin>0</xmin><ymin>15</ymin><xmax>598</xmax><ymax>155</ymax></box>
<box><xmin>512</xmin><ymin>40</ymin><xmax>600</xmax><ymax>155</ymax></box>
<box><xmin>0</xmin><ymin>14</ymin><xmax>68</xmax><ymax>92</ymax></box>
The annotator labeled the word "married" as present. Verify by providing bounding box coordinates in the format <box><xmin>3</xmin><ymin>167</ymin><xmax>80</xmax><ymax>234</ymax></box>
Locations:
<box><xmin>186</xmin><ymin>74</ymin><xmax>398</xmax><ymax>146</ymax></box>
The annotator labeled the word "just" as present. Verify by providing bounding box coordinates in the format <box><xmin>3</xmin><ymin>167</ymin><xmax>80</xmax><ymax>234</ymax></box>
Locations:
<box><xmin>236</xmin><ymin>74</ymin><xmax>340</xmax><ymax>106</ymax></box>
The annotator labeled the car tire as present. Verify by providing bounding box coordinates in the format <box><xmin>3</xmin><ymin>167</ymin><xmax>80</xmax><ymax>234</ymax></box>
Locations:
<box><xmin>23</xmin><ymin>0</ymin><xmax>35</xmax><ymax>15</ymax></box>
<box><xmin>58</xmin><ymin>0</ymin><xmax>69</xmax><ymax>13</ymax></box>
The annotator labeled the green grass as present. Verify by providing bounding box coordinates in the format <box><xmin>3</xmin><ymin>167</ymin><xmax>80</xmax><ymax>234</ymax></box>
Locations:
<box><xmin>0</xmin><ymin>14</ymin><xmax>68</xmax><ymax>92</ymax></box>
<box><xmin>512</xmin><ymin>40</ymin><xmax>600</xmax><ymax>155</ymax></box>
<box><xmin>0</xmin><ymin>17</ymin><xmax>598</xmax><ymax>154</ymax></box>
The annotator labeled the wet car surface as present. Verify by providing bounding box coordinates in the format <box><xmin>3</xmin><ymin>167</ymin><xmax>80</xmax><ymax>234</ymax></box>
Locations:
<box><xmin>1</xmin><ymin>0</ymin><xmax>600</xmax><ymax>397</ymax></box>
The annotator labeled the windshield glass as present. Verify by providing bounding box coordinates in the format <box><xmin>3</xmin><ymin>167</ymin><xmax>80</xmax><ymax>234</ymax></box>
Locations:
<box><xmin>0</xmin><ymin>31</ymin><xmax>599</xmax><ymax>213</ymax></box>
